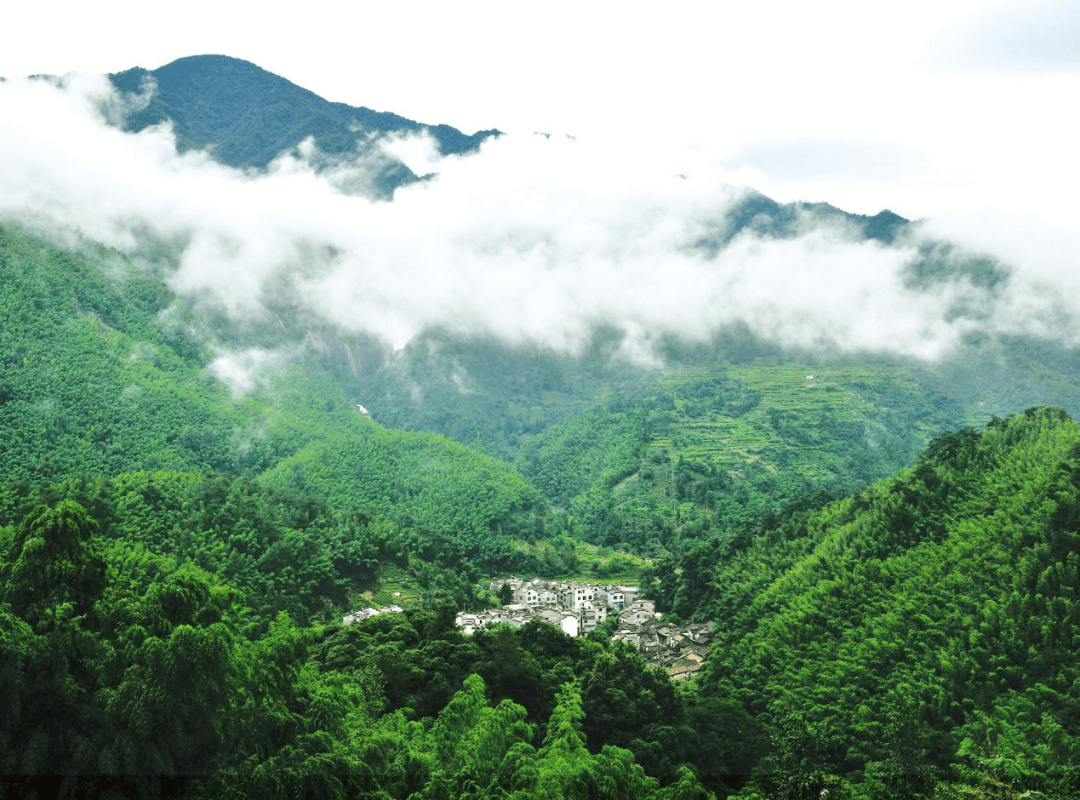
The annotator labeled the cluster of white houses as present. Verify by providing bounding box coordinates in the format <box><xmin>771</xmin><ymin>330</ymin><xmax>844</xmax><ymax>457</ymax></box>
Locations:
<box><xmin>453</xmin><ymin>577</ymin><xmax>714</xmax><ymax>681</ymax></box>
<box><xmin>452</xmin><ymin>577</ymin><xmax>639</xmax><ymax>637</ymax></box>
<box><xmin>340</xmin><ymin>579</ymin><xmax>713</xmax><ymax>682</ymax></box>
<box><xmin>341</xmin><ymin>604</ymin><xmax>404</xmax><ymax>625</ymax></box>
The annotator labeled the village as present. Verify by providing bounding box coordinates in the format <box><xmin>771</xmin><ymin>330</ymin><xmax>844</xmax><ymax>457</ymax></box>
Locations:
<box><xmin>340</xmin><ymin>578</ymin><xmax>713</xmax><ymax>681</ymax></box>
<box><xmin>457</xmin><ymin>577</ymin><xmax>713</xmax><ymax>681</ymax></box>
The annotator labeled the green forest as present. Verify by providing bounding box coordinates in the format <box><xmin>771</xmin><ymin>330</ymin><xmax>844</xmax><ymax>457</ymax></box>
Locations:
<box><xmin>3</xmin><ymin>211</ymin><xmax>1079</xmax><ymax>799</ymax></box>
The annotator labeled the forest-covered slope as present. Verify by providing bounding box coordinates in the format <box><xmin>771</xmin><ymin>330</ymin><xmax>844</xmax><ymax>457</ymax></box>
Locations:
<box><xmin>2</xmin><ymin>408</ymin><xmax>1078</xmax><ymax>798</ymax></box>
<box><xmin>683</xmin><ymin>407</ymin><xmax>1080</xmax><ymax>797</ymax></box>
<box><xmin>0</xmin><ymin>215</ymin><xmax>718</xmax><ymax>796</ymax></box>
<box><xmin>49</xmin><ymin>54</ymin><xmax>1080</xmax><ymax>554</ymax></box>
<box><xmin>0</xmin><ymin>218</ymin><xmax>563</xmax><ymax>611</ymax></box>
<box><xmin>0</xmin><ymin>499</ymin><xmax>719</xmax><ymax>798</ymax></box>
<box><xmin>354</xmin><ymin>322</ymin><xmax>1080</xmax><ymax>572</ymax></box>
<box><xmin>5</xmin><ymin>53</ymin><xmax>1080</xmax><ymax>797</ymax></box>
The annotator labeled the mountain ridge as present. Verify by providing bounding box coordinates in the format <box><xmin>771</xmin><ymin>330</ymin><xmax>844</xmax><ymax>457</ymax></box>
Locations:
<box><xmin>108</xmin><ymin>54</ymin><xmax>500</xmax><ymax>196</ymax></box>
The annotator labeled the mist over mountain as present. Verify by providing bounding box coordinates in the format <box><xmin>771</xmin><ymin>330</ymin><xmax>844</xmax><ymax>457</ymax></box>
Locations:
<box><xmin>2</xmin><ymin>53</ymin><xmax>1079</xmax><ymax>383</ymax></box>
<box><xmin>0</xmin><ymin>54</ymin><xmax>1077</xmax><ymax>440</ymax></box>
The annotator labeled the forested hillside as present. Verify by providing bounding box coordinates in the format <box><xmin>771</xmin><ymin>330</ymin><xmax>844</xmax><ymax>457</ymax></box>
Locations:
<box><xmin>688</xmin><ymin>408</ymin><xmax>1080</xmax><ymax>797</ymax></box>
<box><xmin>357</xmin><ymin>322</ymin><xmax>1080</xmax><ymax>575</ymax></box>
<box><xmin>0</xmin><ymin>219</ymin><xmax>565</xmax><ymax>609</ymax></box>
<box><xmin>0</xmin><ymin>502</ymin><xmax>721</xmax><ymax>798</ymax></box>
<box><xmin>3</xmin><ymin>400</ymin><xmax>1078</xmax><ymax>797</ymax></box>
<box><xmin>5</xmin><ymin>210</ymin><xmax>1080</xmax><ymax>796</ymax></box>
<box><xmin>0</xmin><ymin>214</ymin><xmax>722</xmax><ymax>792</ymax></box>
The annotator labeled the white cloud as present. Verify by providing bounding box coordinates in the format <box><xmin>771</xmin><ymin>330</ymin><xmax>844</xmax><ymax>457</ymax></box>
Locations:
<box><xmin>379</xmin><ymin>133</ymin><xmax>444</xmax><ymax>177</ymax></box>
<box><xmin>208</xmin><ymin>347</ymin><xmax>286</xmax><ymax>397</ymax></box>
<box><xmin>0</xmin><ymin>73</ymin><xmax>1078</xmax><ymax>375</ymax></box>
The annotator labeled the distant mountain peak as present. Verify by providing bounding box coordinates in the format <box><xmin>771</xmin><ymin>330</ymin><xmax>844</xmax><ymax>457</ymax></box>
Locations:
<box><xmin>108</xmin><ymin>54</ymin><xmax>500</xmax><ymax>198</ymax></box>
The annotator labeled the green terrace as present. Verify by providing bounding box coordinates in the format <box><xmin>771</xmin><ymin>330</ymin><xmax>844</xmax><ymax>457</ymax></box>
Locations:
<box><xmin>649</xmin><ymin>360</ymin><xmax>944</xmax><ymax>466</ymax></box>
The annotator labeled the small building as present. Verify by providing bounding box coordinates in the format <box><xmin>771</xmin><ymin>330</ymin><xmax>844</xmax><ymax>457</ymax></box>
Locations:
<box><xmin>538</xmin><ymin>608</ymin><xmax>566</xmax><ymax>625</ymax></box>
<box><xmin>622</xmin><ymin>600</ymin><xmax>657</xmax><ymax>626</ymax></box>
<box><xmin>560</xmin><ymin>585</ymin><xmax>595</xmax><ymax>610</ymax></box>
<box><xmin>578</xmin><ymin>601</ymin><xmax>608</xmax><ymax>632</ymax></box>
<box><xmin>596</xmin><ymin>587</ymin><xmax>626</xmax><ymax>609</ymax></box>
<box><xmin>342</xmin><ymin>604</ymin><xmax>404</xmax><ymax>625</ymax></box>
<box><xmin>667</xmin><ymin>658</ymin><xmax>704</xmax><ymax>681</ymax></box>
<box><xmin>514</xmin><ymin>587</ymin><xmax>540</xmax><ymax>605</ymax></box>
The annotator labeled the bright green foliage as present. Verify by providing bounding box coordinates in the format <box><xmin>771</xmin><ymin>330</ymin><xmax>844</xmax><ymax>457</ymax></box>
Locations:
<box><xmin>11</xmin><ymin>408</ymin><xmax>1080</xmax><ymax>798</ymax></box>
<box><xmin>259</xmin><ymin>424</ymin><xmax>547</xmax><ymax>568</ymax></box>
<box><xmin>309</xmin><ymin>613</ymin><xmax>719</xmax><ymax>795</ymax></box>
<box><xmin>1</xmin><ymin>500</ymin><xmax>106</xmax><ymax>629</ymax></box>
<box><xmin>7</xmin><ymin>182</ymin><xmax>1080</xmax><ymax>798</ymax></box>
<box><xmin>423</xmin><ymin>673</ymin><xmax>535</xmax><ymax>793</ymax></box>
<box><xmin>497</xmin><ymin>678</ymin><xmax>679</xmax><ymax>800</ymax></box>
<box><xmin>0</xmin><ymin>223</ymin><xmax>240</xmax><ymax>479</ymax></box>
<box><xmin>696</xmin><ymin>408</ymin><xmax>1080</xmax><ymax>797</ymax></box>
<box><xmin>535</xmin><ymin>680</ymin><xmax>597</xmax><ymax>794</ymax></box>
<box><xmin>0</xmin><ymin>217</ymin><xmax>574</xmax><ymax>626</ymax></box>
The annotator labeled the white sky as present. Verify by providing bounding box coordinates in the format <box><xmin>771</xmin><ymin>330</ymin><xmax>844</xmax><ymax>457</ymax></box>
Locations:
<box><xmin>2</xmin><ymin>0</ymin><xmax>1077</xmax><ymax>225</ymax></box>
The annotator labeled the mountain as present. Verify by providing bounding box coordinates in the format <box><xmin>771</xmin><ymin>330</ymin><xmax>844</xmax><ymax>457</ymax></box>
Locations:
<box><xmin>109</xmin><ymin>54</ymin><xmax>500</xmax><ymax>196</ymax></box>
<box><xmin>0</xmin><ymin>217</ymin><xmax>719</xmax><ymax>799</ymax></box>
<box><xmin>101</xmin><ymin>56</ymin><xmax>1080</xmax><ymax>564</ymax></box>
<box><xmin>11</xmin><ymin>52</ymin><xmax>1080</xmax><ymax>571</ymax></box>
<box><xmin>693</xmin><ymin>189</ymin><xmax>911</xmax><ymax>253</ymax></box>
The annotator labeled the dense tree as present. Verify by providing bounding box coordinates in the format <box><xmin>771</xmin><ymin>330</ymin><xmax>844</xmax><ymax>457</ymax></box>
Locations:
<box><xmin>1</xmin><ymin>501</ymin><xmax>106</xmax><ymax>630</ymax></box>
<box><xmin>694</xmin><ymin>409</ymin><xmax>1080</xmax><ymax>797</ymax></box>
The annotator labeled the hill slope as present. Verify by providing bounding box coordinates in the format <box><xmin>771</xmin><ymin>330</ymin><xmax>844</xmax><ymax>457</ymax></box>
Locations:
<box><xmin>688</xmin><ymin>407</ymin><xmax>1080</xmax><ymax>796</ymax></box>
<box><xmin>0</xmin><ymin>218</ymin><xmax>556</xmax><ymax>614</ymax></box>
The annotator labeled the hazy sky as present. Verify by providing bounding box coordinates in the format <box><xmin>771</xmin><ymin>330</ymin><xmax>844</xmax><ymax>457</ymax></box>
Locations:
<box><xmin>2</xmin><ymin>1</ymin><xmax>1078</xmax><ymax>376</ymax></box>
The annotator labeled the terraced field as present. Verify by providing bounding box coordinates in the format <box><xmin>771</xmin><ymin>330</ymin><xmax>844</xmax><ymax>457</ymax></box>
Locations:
<box><xmin>652</xmin><ymin>361</ymin><xmax>947</xmax><ymax>463</ymax></box>
<box><xmin>604</xmin><ymin>357</ymin><xmax>969</xmax><ymax>535</ymax></box>
<box><xmin>360</xmin><ymin>563</ymin><xmax>422</xmax><ymax>608</ymax></box>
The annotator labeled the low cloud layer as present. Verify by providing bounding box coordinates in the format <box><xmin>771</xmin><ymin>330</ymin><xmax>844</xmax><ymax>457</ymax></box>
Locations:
<box><xmin>2</xmin><ymin>73</ymin><xmax>1079</xmax><ymax>381</ymax></box>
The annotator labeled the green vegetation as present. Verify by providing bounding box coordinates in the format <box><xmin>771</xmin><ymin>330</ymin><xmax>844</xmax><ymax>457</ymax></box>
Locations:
<box><xmin>0</xmin><ymin>219</ymin><xmax>562</xmax><ymax>607</ymax></box>
<box><xmin>0</xmin><ymin>499</ymin><xmax>718</xmax><ymax>798</ymax></box>
<box><xmin>0</xmin><ymin>217</ymin><xmax>709</xmax><ymax>796</ymax></box>
<box><xmin>4</xmin><ymin>201</ymin><xmax>1080</xmax><ymax>796</ymax></box>
<box><xmin>683</xmin><ymin>408</ymin><xmax>1080</xmax><ymax>797</ymax></box>
<box><xmin>355</xmin><ymin>332</ymin><xmax>976</xmax><ymax>557</ymax></box>
<box><xmin>11</xmin><ymin>407</ymin><xmax>1075</xmax><ymax>796</ymax></box>
<box><xmin>593</xmin><ymin>359</ymin><xmax>964</xmax><ymax>549</ymax></box>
